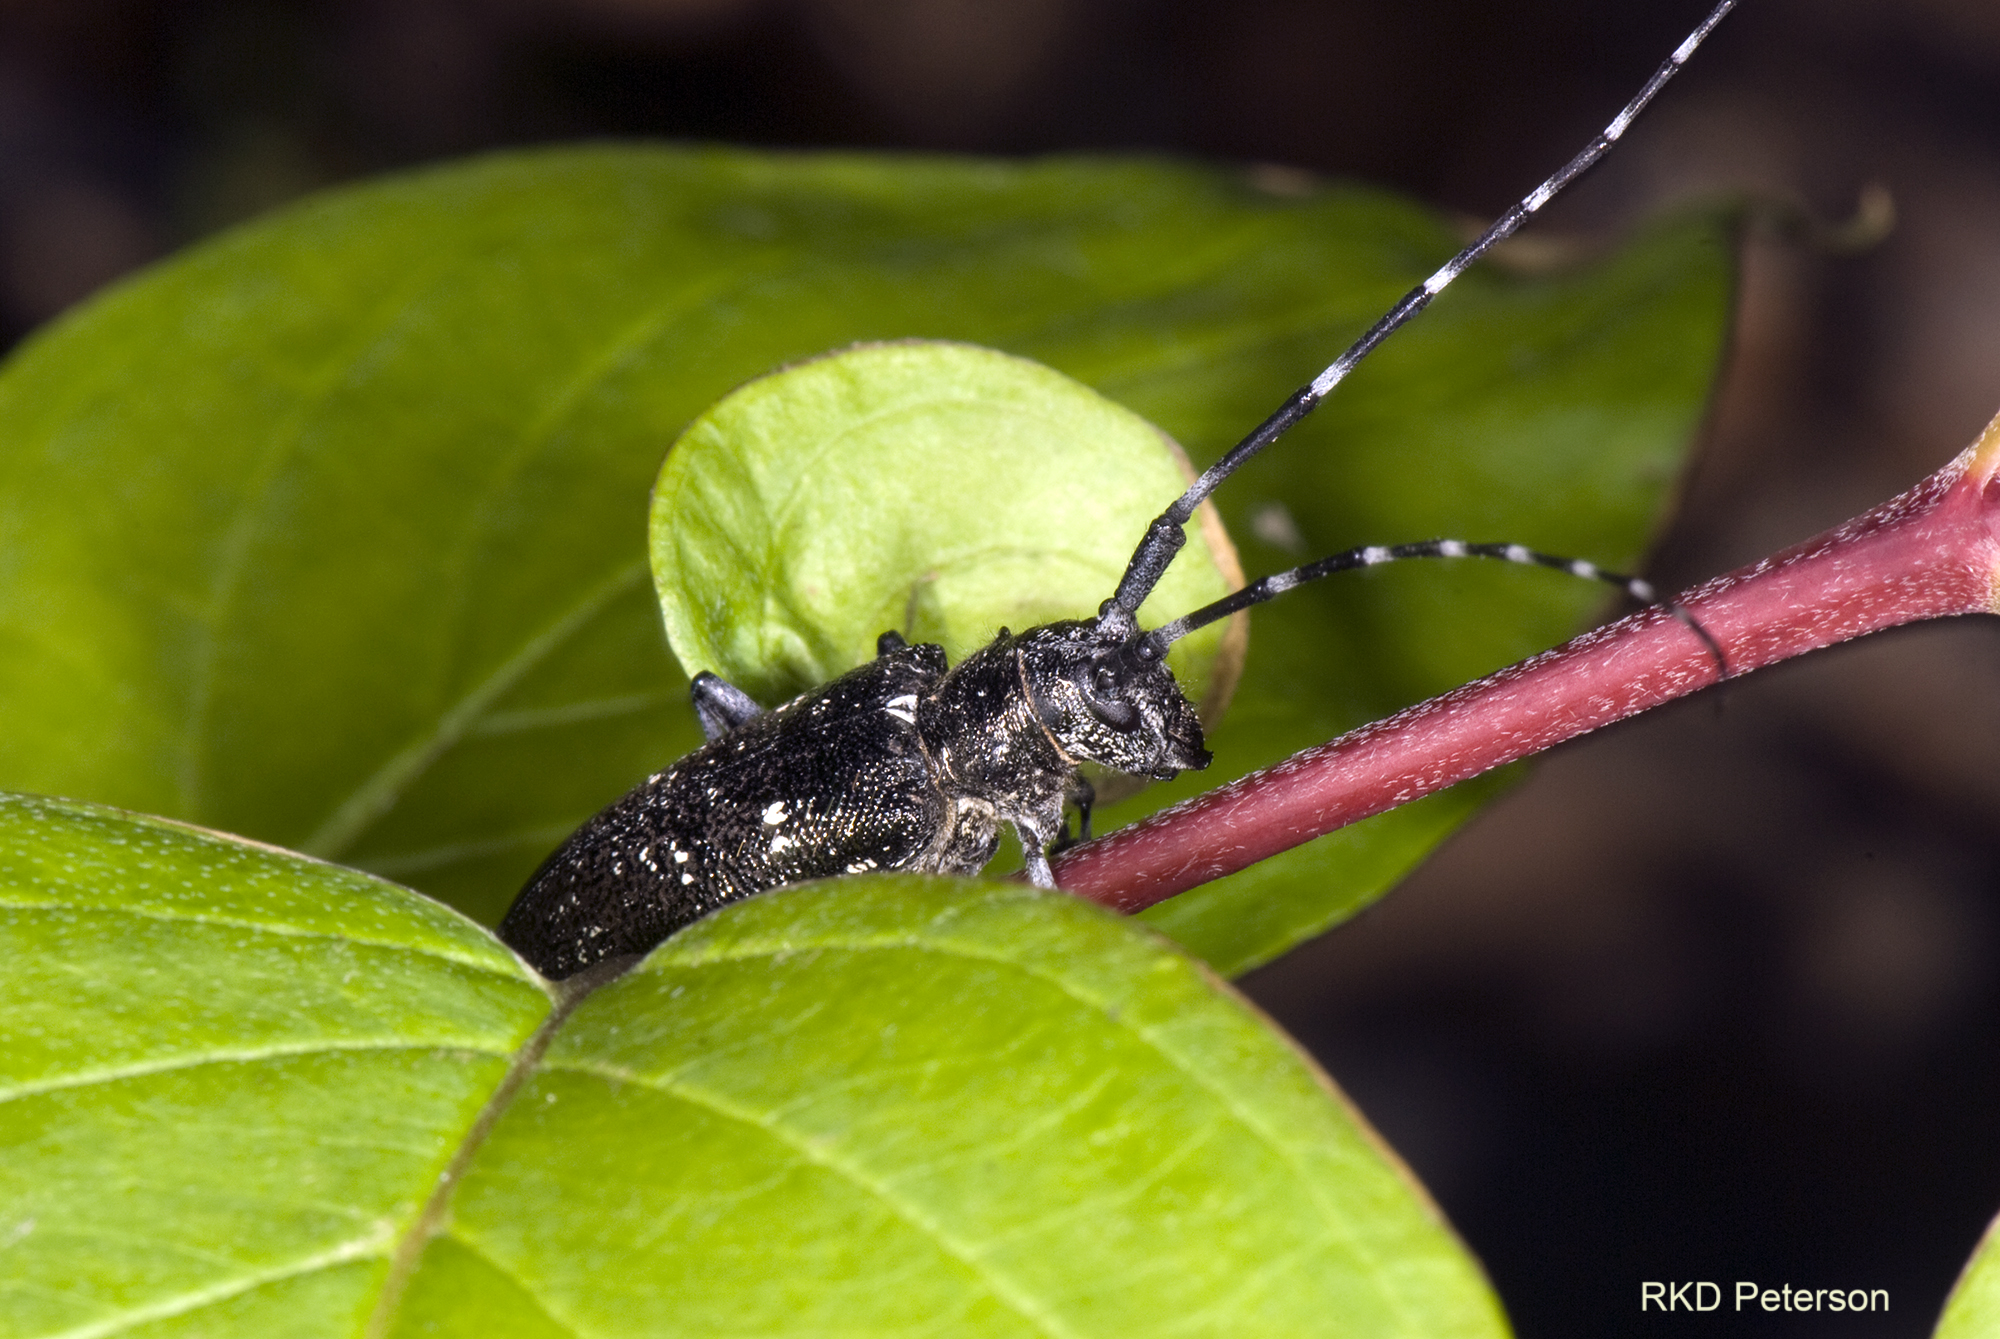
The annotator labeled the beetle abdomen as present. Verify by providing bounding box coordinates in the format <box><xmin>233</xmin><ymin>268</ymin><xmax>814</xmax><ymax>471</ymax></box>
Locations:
<box><xmin>499</xmin><ymin>645</ymin><xmax>950</xmax><ymax>978</ymax></box>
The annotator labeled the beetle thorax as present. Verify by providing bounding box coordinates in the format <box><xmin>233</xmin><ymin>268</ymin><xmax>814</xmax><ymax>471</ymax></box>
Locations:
<box><xmin>918</xmin><ymin>632</ymin><xmax>1075</xmax><ymax>818</ymax></box>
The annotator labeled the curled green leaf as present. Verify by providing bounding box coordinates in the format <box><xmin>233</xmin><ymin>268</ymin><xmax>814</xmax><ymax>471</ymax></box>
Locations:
<box><xmin>650</xmin><ymin>339</ymin><xmax>1243</xmax><ymax>715</ymax></box>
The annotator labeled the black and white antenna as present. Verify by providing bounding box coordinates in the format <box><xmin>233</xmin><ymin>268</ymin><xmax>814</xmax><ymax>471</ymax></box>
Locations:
<box><xmin>1147</xmin><ymin>540</ymin><xmax>1657</xmax><ymax>648</ymax></box>
<box><xmin>1133</xmin><ymin>536</ymin><xmax>1732</xmax><ymax>670</ymax></box>
<box><xmin>1098</xmin><ymin>0</ymin><xmax>1739</xmax><ymax>645</ymax></box>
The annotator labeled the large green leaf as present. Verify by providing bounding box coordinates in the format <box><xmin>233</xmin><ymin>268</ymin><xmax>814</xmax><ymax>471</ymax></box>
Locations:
<box><xmin>0</xmin><ymin>146</ymin><xmax>1734</xmax><ymax>968</ymax></box>
<box><xmin>0</xmin><ymin>793</ymin><xmax>1508</xmax><ymax>1338</ymax></box>
<box><xmin>0</xmin><ymin>793</ymin><xmax>550</xmax><ymax>1336</ymax></box>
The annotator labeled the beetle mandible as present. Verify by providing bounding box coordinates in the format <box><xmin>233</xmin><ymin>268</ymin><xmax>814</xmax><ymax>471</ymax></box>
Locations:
<box><xmin>499</xmin><ymin>0</ymin><xmax>1739</xmax><ymax>980</ymax></box>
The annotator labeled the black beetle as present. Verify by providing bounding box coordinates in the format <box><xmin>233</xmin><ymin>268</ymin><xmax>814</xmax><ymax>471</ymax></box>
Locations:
<box><xmin>500</xmin><ymin>0</ymin><xmax>1738</xmax><ymax>980</ymax></box>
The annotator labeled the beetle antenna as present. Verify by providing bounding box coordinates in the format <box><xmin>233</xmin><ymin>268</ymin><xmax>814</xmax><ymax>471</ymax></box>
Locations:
<box><xmin>1131</xmin><ymin>537</ymin><xmax>1728</xmax><ymax>676</ymax></box>
<box><xmin>1097</xmin><ymin>0</ymin><xmax>1739</xmax><ymax>638</ymax></box>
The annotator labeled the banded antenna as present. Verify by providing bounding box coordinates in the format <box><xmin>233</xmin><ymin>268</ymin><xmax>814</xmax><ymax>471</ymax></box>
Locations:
<box><xmin>1097</xmin><ymin>0</ymin><xmax>1740</xmax><ymax>643</ymax></box>
<box><xmin>1133</xmin><ymin>538</ymin><xmax>1730</xmax><ymax>672</ymax></box>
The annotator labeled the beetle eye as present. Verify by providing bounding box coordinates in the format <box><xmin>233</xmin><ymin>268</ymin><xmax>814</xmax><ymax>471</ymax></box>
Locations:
<box><xmin>1087</xmin><ymin>695</ymin><xmax>1140</xmax><ymax>731</ymax></box>
<box><xmin>1080</xmin><ymin>660</ymin><xmax>1141</xmax><ymax>731</ymax></box>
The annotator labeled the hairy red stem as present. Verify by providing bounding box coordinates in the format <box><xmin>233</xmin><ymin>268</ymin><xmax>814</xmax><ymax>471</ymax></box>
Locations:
<box><xmin>1055</xmin><ymin>417</ymin><xmax>2000</xmax><ymax>912</ymax></box>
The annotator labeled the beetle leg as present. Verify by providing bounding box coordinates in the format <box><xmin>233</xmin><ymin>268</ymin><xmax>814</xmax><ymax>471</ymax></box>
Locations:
<box><xmin>690</xmin><ymin>671</ymin><xmax>765</xmax><ymax>742</ymax></box>
<box><xmin>1016</xmin><ymin>819</ymin><xmax>1057</xmax><ymax>889</ymax></box>
<box><xmin>1052</xmin><ymin>776</ymin><xmax>1095</xmax><ymax>852</ymax></box>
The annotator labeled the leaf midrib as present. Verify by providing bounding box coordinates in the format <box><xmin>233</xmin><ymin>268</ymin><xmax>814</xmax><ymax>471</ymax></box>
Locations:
<box><xmin>515</xmin><ymin>919</ymin><xmax>1397</xmax><ymax>1332</ymax></box>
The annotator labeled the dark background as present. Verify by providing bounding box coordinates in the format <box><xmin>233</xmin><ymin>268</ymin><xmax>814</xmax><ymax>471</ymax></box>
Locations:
<box><xmin>9</xmin><ymin>0</ymin><xmax>1999</xmax><ymax>1333</ymax></box>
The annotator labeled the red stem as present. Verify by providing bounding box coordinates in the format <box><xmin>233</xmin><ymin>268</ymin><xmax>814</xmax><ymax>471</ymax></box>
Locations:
<box><xmin>1055</xmin><ymin>420</ymin><xmax>2000</xmax><ymax>913</ymax></box>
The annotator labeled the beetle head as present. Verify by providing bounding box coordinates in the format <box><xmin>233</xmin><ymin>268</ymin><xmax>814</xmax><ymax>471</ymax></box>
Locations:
<box><xmin>1014</xmin><ymin>621</ymin><xmax>1210</xmax><ymax>780</ymax></box>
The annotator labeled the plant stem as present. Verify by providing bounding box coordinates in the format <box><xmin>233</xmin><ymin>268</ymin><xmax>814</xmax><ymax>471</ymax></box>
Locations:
<box><xmin>1054</xmin><ymin>414</ymin><xmax>2000</xmax><ymax>912</ymax></box>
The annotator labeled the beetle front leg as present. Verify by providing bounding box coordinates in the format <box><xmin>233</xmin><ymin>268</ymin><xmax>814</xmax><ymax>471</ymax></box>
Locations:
<box><xmin>1015</xmin><ymin>818</ymin><xmax>1057</xmax><ymax>889</ymax></box>
<box><xmin>1052</xmin><ymin>775</ymin><xmax>1095</xmax><ymax>851</ymax></box>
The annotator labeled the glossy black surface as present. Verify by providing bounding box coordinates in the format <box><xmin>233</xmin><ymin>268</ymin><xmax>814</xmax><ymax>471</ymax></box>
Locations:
<box><xmin>500</xmin><ymin>623</ymin><xmax>1208</xmax><ymax>978</ymax></box>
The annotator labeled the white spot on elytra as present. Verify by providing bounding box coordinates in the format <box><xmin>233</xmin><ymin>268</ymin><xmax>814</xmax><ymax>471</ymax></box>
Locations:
<box><xmin>673</xmin><ymin>848</ymin><xmax>690</xmax><ymax>863</ymax></box>
<box><xmin>762</xmin><ymin>800</ymin><xmax>788</xmax><ymax>825</ymax></box>
<box><xmin>769</xmin><ymin>832</ymin><xmax>797</xmax><ymax>854</ymax></box>
<box><xmin>681</xmin><ymin>872</ymin><xmax>694</xmax><ymax>885</ymax></box>
<box><xmin>845</xmin><ymin>858</ymin><xmax>878</xmax><ymax>873</ymax></box>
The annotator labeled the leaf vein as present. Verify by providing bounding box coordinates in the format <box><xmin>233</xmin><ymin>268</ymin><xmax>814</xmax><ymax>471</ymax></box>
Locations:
<box><xmin>0</xmin><ymin>896</ymin><xmax>529</xmax><ymax>982</ymax></box>
<box><xmin>178</xmin><ymin>261</ymin><xmax>472</xmax><ymax>817</ymax></box>
<box><xmin>658</xmin><ymin>928</ymin><xmax>1378</xmax><ymax>1264</ymax></box>
<box><xmin>301</xmin><ymin>558</ymin><xmax>648</xmax><ymax>860</ymax></box>
<box><xmin>0</xmin><ymin>1041</ymin><xmax>509</xmax><ymax>1105</ymax></box>
<box><xmin>31</xmin><ymin>1229</ymin><xmax>392</xmax><ymax>1339</ymax></box>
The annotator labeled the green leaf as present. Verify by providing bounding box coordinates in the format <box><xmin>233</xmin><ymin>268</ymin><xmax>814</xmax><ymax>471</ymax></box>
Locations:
<box><xmin>1937</xmin><ymin>1213</ymin><xmax>2000</xmax><ymax>1339</ymax></box>
<box><xmin>0</xmin><ymin>793</ymin><xmax>551</xmax><ymax>1337</ymax></box>
<box><xmin>652</xmin><ymin>340</ymin><xmax>1238</xmax><ymax>712</ymax></box>
<box><xmin>1</xmin><ymin>794</ymin><xmax>1508</xmax><ymax>1339</ymax></box>
<box><xmin>0</xmin><ymin>145</ymin><xmax>1734</xmax><ymax>965</ymax></box>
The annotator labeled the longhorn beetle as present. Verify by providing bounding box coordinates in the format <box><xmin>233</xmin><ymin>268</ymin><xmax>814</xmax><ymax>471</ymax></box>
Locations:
<box><xmin>500</xmin><ymin>0</ymin><xmax>1738</xmax><ymax>981</ymax></box>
